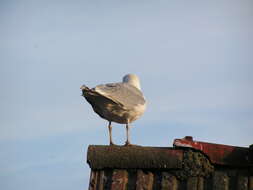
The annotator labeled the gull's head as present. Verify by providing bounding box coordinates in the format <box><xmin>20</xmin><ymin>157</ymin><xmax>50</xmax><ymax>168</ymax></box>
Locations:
<box><xmin>122</xmin><ymin>74</ymin><xmax>141</xmax><ymax>90</ymax></box>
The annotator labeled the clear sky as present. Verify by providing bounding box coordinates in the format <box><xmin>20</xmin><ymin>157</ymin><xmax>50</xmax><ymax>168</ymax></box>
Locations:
<box><xmin>1</xmin><ymin>0</ymin><xmax>253</xmax><ymax>189</ymax></box>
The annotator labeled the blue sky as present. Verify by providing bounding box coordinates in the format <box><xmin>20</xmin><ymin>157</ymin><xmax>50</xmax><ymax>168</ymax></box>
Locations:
<box><xmin>1</xmin><ymin>0</ymin><xmax>253</xmax><ymax>189</ymax></box>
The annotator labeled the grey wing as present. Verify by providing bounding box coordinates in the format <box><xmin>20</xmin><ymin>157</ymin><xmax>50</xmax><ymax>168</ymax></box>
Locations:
<box><xmin>94</xmin><ymin>83</ymin><xmax>146</xmax><ymax>109</ymax></box>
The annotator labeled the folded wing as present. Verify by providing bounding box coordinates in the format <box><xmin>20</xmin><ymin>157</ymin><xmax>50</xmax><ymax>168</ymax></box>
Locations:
<box><xmin>94</xmin><ymin>83</ymin><xmax>146</xmax><ymax>110</ymax></box>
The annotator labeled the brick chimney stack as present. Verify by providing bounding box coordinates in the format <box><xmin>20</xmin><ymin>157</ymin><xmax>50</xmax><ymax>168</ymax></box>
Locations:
<box><xmin>86</xmin><ymin>137</ymin><xmax>253</xmax><ymax>190</ymax></box>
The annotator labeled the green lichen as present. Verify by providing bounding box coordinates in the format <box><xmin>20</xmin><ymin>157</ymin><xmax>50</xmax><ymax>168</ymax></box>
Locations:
<box><xmin>174</xmin><ymin>149</ymin><xmax>214</xmax><ymax>180</ymax></box>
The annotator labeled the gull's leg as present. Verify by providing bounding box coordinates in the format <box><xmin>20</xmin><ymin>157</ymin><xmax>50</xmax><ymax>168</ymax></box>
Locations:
<box><xmin>125</xmin><ymin>124</ymin><xmax>131</xmax><ymax>146</ymax></box>
<box><xmin>108</xmin><ymin>121</ymin><xmax>114</xmax><ymax>145</ymax></box>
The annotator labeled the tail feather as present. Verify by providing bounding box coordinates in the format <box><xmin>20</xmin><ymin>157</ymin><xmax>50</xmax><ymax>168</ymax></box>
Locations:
<box><xmin>80</xmin><ymin>85</ymin><xmax>90</xmax><ymax>91</ymax></box>
<box><xmin>81</xmin><ymin>84</ymin><xmax>124</xmax><ymax>108</ymax></box>
<box><xmin>80</xmin><ymin>85</ymin><xmax>91</xmax><ymax>97</ymax></box>
<box><xmin>80</xmin><ymin>85</ymin><xmax>99</xmax><ymax>97</ymax></box>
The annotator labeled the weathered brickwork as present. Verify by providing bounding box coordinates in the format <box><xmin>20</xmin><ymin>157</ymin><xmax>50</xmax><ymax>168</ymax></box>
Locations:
<box><xmin>88</xmin><ymin>169</ymin><xmax>252</xmax><ymax>190</ymax></box>
<box><xmin>87</xmin><ymin>138</ymin><xmax>253</xmax><ymax>190</ymax></box>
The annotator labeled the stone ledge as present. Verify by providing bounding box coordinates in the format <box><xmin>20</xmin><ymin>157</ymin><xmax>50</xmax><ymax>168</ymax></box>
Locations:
<box><xmin>87</xmin><ymin>145</ymin><xmax>183</xmax><ymax>170</ymax></box>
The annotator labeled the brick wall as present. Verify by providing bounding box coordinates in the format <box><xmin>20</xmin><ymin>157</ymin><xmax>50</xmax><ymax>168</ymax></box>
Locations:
<box><xmin>86</xmin><ymin>138</ymin><xmax>253</xmax><ymax>190</ymax></box>
<box><xmin>88</xmin><ymin>169</ymin><xmax>252</xmax><ymax>190</ymax></box>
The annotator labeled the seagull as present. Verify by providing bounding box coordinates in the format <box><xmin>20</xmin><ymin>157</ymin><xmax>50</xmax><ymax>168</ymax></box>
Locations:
<box><xmin>80</xmin><ymin>74</ymin><xmax>146</xmax><ymax>146</ymax></box>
